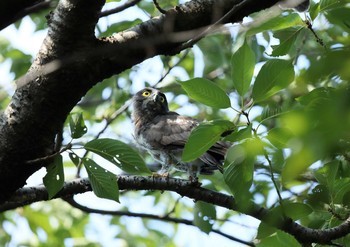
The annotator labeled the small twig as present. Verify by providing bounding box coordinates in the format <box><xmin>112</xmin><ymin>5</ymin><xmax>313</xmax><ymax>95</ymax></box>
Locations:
<box><xmin>99</xmin><ymin>0</ymin><xmax>142</xmax><ymax>18</ymax></box>
<box><xmin>304</xmin><ymin>18</ymin><xmax>325</xmax><ymax>48</ymax></box>
<box><xmin>215</xmin><ymin>217</ymin><xmax>257</xmax><ymax>230</ymax></box>
<box><xmin>26</xmin><ymin>143</ymin><xmax>72</xmax><ymax>164</ymax></box>
<box><xmin>154</xmin><ymin>49</ymin><xmax>190</xmax><ymax>87</ymax></box>
<box><xmin>97</xmin><ymin>99</ymin><xmax>132</xmax><ymax>139</ymax></box>
<box><xmin>230</xmin><ymin>106</ymin><xmax>241</xmax><ymax>115</ymax></box>
<box><xmin>64</xmin><ymin>196</ymin><xmax>255</xmax><ymax>246</ymax></box>
<box><xmin>174</xmin><ymin>0</ymin><xmax>248</xmax><ymax>53</ymax></box>
<box><xmin>153</xmin><ymin>0</ymin><xmax>167</xmax><ymax>14</ymax></box>
<box><xmin>327</xmin><ymin>205</ymin><xmax>349</xmax><ymax>221</ymax></box>
<box><xmin>241</xmin><ymin>110</ymin><xmax>251</xmax><ymax>126</ymax></box>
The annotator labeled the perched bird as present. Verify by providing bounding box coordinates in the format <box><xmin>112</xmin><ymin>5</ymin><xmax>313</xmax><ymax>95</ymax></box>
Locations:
<box><xmin>132</xmin><ymin>87</ymin><xmax>230</xmax><ymax>180</ymax></box>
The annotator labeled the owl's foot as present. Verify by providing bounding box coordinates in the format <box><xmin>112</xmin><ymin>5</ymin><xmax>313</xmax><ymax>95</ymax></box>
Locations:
<box><xmin>187</xmin><ymin>166</ymin><xmax>201</xmax><ymax>185</ymax></box>
<box><xmin>188</xmin><ymin>175</ymin><xmax>201</xmax><ymax>187</ymax></box>
<box><xmin>152</xmin><ymin>172</ymin><xmax>170</xmax><ymax>178</ymax></box>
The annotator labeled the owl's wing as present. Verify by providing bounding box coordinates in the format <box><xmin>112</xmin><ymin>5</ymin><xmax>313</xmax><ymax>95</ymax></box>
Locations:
<box><xmin>146</xmin><ymin>113</ymin><xmax>230</xmax><ymax>173</ymax></box>
<box><xmin>199</xmin><ymin>141</ymin><xmax>231</xmax><ymax>173</ymax></box>
<box><xmin>148</xmin><ymin>113</ymin><xmax>198</xmax><ymax>148</ymax></box>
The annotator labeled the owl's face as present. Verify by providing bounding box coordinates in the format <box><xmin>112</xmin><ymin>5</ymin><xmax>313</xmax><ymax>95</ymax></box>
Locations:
<box><xmin>133</xmin><ymin>88</ymin><xmax>169</xmax><ymax>115</ymax></box>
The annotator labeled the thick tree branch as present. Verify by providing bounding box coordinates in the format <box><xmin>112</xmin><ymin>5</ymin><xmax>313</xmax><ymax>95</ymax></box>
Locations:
<box><xmin>1</xmin><ymin>175</ymin><xmax>350</xmax><ymax>244</ymax></box>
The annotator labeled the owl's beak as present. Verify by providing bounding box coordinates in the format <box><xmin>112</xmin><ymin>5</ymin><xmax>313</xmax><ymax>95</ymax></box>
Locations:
<box><xmin>153</xmin><ymin>93</ymin><xmax>162</xmax><ymax>103</ymax></box>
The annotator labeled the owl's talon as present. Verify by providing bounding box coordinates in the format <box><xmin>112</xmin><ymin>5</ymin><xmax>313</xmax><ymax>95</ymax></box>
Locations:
<box><xmin>188</xmin><ymin>175</ymin><xmax>201</xmax><ymax>186</ymax></box>
<box><xmin>190</xmin><ymin>178</ymin><xmax>202</xmax><ymax>187</ymax></box>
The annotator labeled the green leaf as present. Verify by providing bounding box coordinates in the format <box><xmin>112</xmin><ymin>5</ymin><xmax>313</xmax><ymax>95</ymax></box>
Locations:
<box><xmin>299</xmin><ymin>49</ymin><xmax>350</xmax><ymax>83</ymax></box>
<box><xmin>83</xmin><ymin>158</ymin><xmax>119</xmax><ymax>202</ymax></box>
<box><xmin>270</xmin><ymin>27</ymin><xmax>304</xmax><ymax>57</ymax></box>
<box><xmin>246</xmin><ymin>13</ymin><xmax>303</xmax><ymax>37</ymax></box>
<box><xmin>68</xmin><ymin>152</ymin><xmax>80</xmax><ymax>167</ymax></box>
<box><xmin>224</xmin><ymin>125</ymin><xmax>252</xmax><ymax>142</ymax></box>
<box><xmin>179</xmin><ymin>78</ymin><xmax>231</xmax><ymax>108</ymax></box>
<box><xmin>320</xmin><ymin>0</ymin><xmax>344</xmax><ymax>11</ymax></box>
<box><xmin>314</xmin><ymin>161</ymin><xmax>339</xmax><ymax>190</ymax></box>
<box><xmin>333</xmin><ymin>178</ymin><xmax>350</xmax><ymax>204</ymax></box>
<box><xmin>261</xmin><ymin>104</ymin><xmax>284</xmax><ymax>121</ymax></box>
<box><xmin>223</xmin><ymin>139</ymin><xmax>262</xmax><ymax>209</ymax></box>
<box><xmin>85</xmin><ymin>138</ymin><xmax>150</xmax><ymax>175</ymax></box>
<box><xmin>257</xmin><ymin>222</ymin><xmax>277</xmax><ymax>239</ymax></box>
<box><xmin>193</xmin><ymin>201</ymin><xmax>216</xmax><ymax>234</ymax></box>
<box><xmin>282</xmin><ymin>148</ymin><xmax>317</xmax><ymax>187</ymax></box>
<box><xmin>5</xmin><ymin>49</ymin><xmax>32</xmax><ymax>78</ymax></box>
<box><xmin>231</xmin><ymin>40</ymin><xmax>256</xmax><ymax>96</ymax></box>
<box><xmin>24</xmin><ymin>207</ymin><xmax>53</xmax><ymax>236</ymax></box>
<box><xmin>197</xmin><ymin>35</ymin><xmax>231</xmax><ymax>74</ymax></box>
<box><xmin>252</xmin><ymin>59</ymin><xmax>295</xmax><ymax>102</ymax></box>
<box><xmin>182</xmin><ymin>120</ymin><xmax>235</xmax><ymax>162</ymax></box>
<box><xmin>257</xmin><ymin>230</ymin><xmax>301</xmax><ymax>247</ymax></box>
<box><xmin>43</xmin><ymin>155</ymin><xmax>64</xmax><ymax>199</ymax></box>
<box><xmin>69</xmin><ymin>113</ymin><xmax>87</xmax><ymax>139</ymax></box>
<box><xmin>297</xmin><ymin>87</ymin><xmax>333</xmax><ymax>106</ymax></box>
<box><xmin>283</xmin><ymin>202</ymin><xmax>313</xmax><ymax>220</ymax></box>
<box><xmin>267</xmin><ymin>128</ymin><xmax>294</xmax><ymax>149</ymax></box>
<box><xmin>101</xmin><ymin>19</ymin><xmax>142</xmax><ymax>36</ymax></box>
<box><xmin>309</xmin><ymin>2</ymin><xmax>320</xmax><ymax>20</ymax></box>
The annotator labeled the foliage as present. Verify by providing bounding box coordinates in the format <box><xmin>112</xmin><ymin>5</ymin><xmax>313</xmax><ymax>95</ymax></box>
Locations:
<box><xmin>1</xmin><ymin>0</ymin><xmax>350</xmax><ymax>246</ymax></box>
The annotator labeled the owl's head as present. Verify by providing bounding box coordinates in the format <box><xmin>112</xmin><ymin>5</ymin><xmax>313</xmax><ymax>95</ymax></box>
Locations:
<box><xmin>133</xmin><ymin>88</ymin><xmax>169</xmax><ymax>117</ymax></box>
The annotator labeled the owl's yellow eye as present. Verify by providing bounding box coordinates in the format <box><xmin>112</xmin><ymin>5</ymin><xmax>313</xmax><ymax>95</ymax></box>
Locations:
<box><xmin>142</xmin><ymin>91</ymin><xmax>151</xmax><ymax>97</ymax></box>
<box><xmin>159</xmin><ymin>96</ymin><xmax>165</xmax><ymax>103</ymax></box>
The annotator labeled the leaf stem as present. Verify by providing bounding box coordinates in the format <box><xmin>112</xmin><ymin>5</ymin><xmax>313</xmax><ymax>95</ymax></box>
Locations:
<box><xmin>230</xmin><ymin>106</ymin><xmax>241</xmax><ymax>114</ymax></box>
<box><xmin>264</xmin><ymin>151</ymin><xmax>284</xmax><ymax>209</ymax></box>
<box><xmin>241</xmin><ymin>110</ymin><xmax>251</xmax><ymax>126</ymax></box>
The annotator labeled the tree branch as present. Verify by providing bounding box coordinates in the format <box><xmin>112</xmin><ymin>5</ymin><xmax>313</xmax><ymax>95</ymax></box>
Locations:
<box><xmin>99</xmin><ymin>0</ymin><xmax>142</xmax><ymax>18</ymax></box>
<box><xmin>1</xmin><ymin>175</ymin><xmax>350</xmax><ymax>244</ymax></box>
<box><xmin>64</xmin><ymin>196</ymin><xmax>255</xmax><ymax>246</ymax></box>
<box><xmin>0</xmin><ymin>0</ymin><xmax>52</xmax><ymax>30</ymax></box>
<box><xmin>154</xmin><ymin>49</ymin><xmax>190</xmax><ymax>87</ymax></box>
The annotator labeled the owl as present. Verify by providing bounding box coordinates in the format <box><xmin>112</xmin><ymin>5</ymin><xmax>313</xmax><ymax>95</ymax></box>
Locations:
<box><xmin>132</xmin><ymin>87</ymin><xmax>230</xmax><ymax>180</ymax></box>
